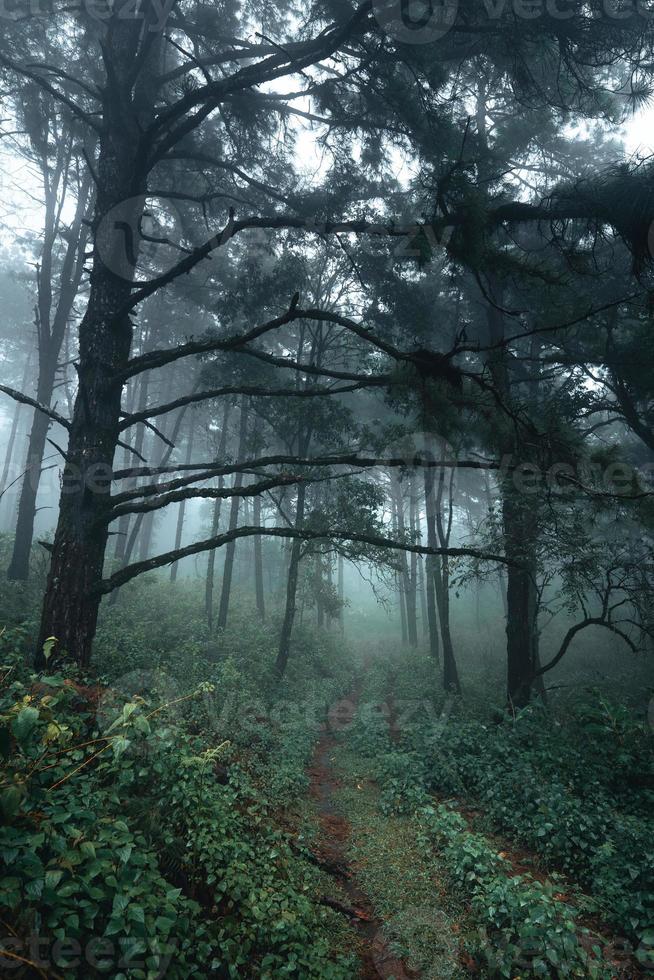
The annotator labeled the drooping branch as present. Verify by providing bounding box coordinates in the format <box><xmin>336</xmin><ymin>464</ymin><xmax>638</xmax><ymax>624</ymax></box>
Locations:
<box><xmin>534</xmin><ymin>616</ymin><xmax>639</xmax><ymax>678</ymax></box>
<box><xmin>95</xmin><ymin>524</ymin><xmax>512</xmax><ymax>595</ymax></box>
<box><xmin>0</xmin><ymin>52</ymin><xmax>101</xmax><ymax>131</ymax></box>
<box><xmin>105</xmin><ymin>472</ymin><xmax>319</xmax><ymax>522</ymax></box>
<box><xmin>120</xmin><ymin>300</ymin><xmax>302</xmax><ymax>378</ymax></box>
<box><xmin>110</xmin><ymin>453</ymin><xmax>501</xmax><ymax>502</ymax></box>
<box><xmin>119</xmin><ymin>379</ymin><xmax>382</xmax><ymax>429</ymax></box>
<box><xmin>0</xmin><ymin>384</ymin><xmax>70</xmax><ymax>429</ymax></box>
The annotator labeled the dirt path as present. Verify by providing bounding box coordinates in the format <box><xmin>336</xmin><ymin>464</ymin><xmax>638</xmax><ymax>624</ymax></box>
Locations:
<box><xmin>308</xmin><ymin>696</ymin><xmax>418</xmax><ymax>980</ymax></box>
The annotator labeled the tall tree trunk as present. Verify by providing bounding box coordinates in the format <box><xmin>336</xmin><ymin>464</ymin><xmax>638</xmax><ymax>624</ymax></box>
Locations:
<box><xmin>435</xmin><ymin>468</ymin><xmax>461</xmax><ymax>694</ymax></box>
<box><xmin>337</xmin><ymin>553</ymin><xmax>345</xmax><ymax>634</ymax></box>
<box><xmin>408</xmin><ymin>475</ymin><xmax>419</xmax><ymax>641</ymax></box>
<box><xmin>253</xmin><ymin>490</ymin><xmax>265</xmax><ymax>620</ymax></box>
<box><xmin>8</xmin><ymin>177</ymin><xmax>90</xmax><ymax>581</ymax></box>
<box><xmin>205</xmin><ymin>400</ymin><xmax>233</xmax><ymax>628</ymax></box>
<box><xmin>115</xmin><ymin>393</ymin><xmax>189</xmax><ymax>589</ymax></box>
<box><xmin>315</xmin><ymin>553</ymin><xmax>325</xmax><ymax>627</ymax></box>
<box><xmin>216</xmin><ymin>398</ymin><xmax>249</xmax><ymax>631</ymax></box>
<box><xmin>170</xmin><ymin>421</ymin><xmax>195</xmax><ymax>582</ymax></box>
<box><xmin>422</xmin><ymin>461</ymin><xmax>441</xmax><ymax>664</ymax></box>
<box><xmin>7</xmin><ymin>357</ymin><xmax>58</xmax><ymax>578</ymax></box>
<box><xmin>418</xmin><ymin>557</ymin><xmax>429</xmax><ymax>639</ymax></box>
<box><xmin>433</xmin><ymin>553</ymin><xmax>460</xmax><ymax>693</ymax></box>
<box><xmin>275</xmin><ymin>481</ymin><xmax>306</xmax><ymax>676</ymax></box>
<box><xmin>503</xmin><ymin>488</ymin><xmax>539</xmax><ymax>708</ymax></box>
<box><xmin>35</xmin><ymin>17</ymin><xmax>155</xmax><ymax>667</ymax></box>
<box><xmin>391</xmin><ymin>492</ymin><xmax>408</xmax><ymax>644</ymax></box>
<box><xmin>325</xmin><ymin>555</ymin><xmax>333</xmax><ymax>629</ymax></box>
<box><xmin>113</xmin><ymin>371</ymin><xmax>150</xmax><ymax>564</ymax></box>
<box><xmin>391</xmin><ymin>471</ymin><xmax>418</xmax><ymax>645</ymax></box>
<box><xmin>0</xmin><ymin>351</ymin><xmax>32</xmax><ymax>528</ymax></box>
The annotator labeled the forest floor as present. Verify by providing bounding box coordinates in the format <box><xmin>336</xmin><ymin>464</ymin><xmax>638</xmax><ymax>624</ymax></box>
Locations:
<box><xmin>304</xmin><ymin>678</ymin><xmax>645</xmax><ymax>980</ymax></box>
<box><xmin>305</xmin><ymin>683</ymin><xmax>466</xmax><ymax>979</ymax></box>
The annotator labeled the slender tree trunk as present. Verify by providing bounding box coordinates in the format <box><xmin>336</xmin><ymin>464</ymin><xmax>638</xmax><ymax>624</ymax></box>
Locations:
<box><xmin>170</xmin><ymin>422</ymin><xmax>195</xmax><ymax>582</ymax></box>
<box><xmin>422</xmin><ymin>462</ymin><xmax>441</xmax><ymax>664</ymax></box>
<box><xmin>337</xmin><ymin>553</ymin><xmax>345</xmax><ymax>634</ymax></box>
<box><xmin>205</xmin><ymin>402</ymin><xmax>233</xmax><ymax>628</ymax></box>
<box><xmin>117</xmin><ymin>393</ymin><xmax>188</xmax><ymax>582</ymax></box>
<box><xmin>253</xmin><ymin>491</ymin><xmax>265</xmax><ymax>620</ymax></box>
<box><xmin>390</xmin><ymin>492</ymin><xmax>408</xmax><ymax>644</ymax></box>
<box><xmin>0</xmin><ymin>352</ymin><xmax>32</xmax><ymax>528</ymax></box>
<box><xmin>9</xmin><ymin>176</ymin><xmax>90</xmax><ymax>581</ymax></box>
<box><xmin>315</xmin><ymin>553</ymin><xmax>325</xmax><ymax>627</ymax></box>
<box><xmin>408</xmin><ymin>476</ymin><xmax>419</xmax><ymax>642</ymax></box>
<box><xmin>7</xmin><ymin>357</ymin><xmax>58</xmax><ymax>578</ymax></box>
<box><xmin>418</xmin><ymin>557</ymin><xmax>429</xmax><ymax>639</ymax></box>
<box><xmin>216</xmin><ymin>398</ymin><xmax>249</xmax><ymax>631</ymax></box>
<box><xmin>275</xmin><ymin>481</ymin><xmax>306</xmax><ymax>676</ymax></box>
<box><xmin>434</xmin><ymin>468</ymin><xmax>461</xmax><ymax>694</ymax></box>
<box><xmin>391</xmin><ymin>471</ymin><xmax>418</xmax><ymax>645</ymax></box>
<box><xmin>433</xmin><ymin>554</ymin><xmax>460</xmax><ymax>693</ymax></box>
<box><xmin>113</xmin><ymin>371</ymin><xmax>149</xmax><ymax>563</ymax></box>
<box><xmin>325</xmin><ymin>555</ymin><xmax>333</xmax><ymax>629</ymax></box>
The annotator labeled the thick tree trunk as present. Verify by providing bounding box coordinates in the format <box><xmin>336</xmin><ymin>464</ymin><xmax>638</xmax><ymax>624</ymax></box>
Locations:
<box><xmin>35</xmin><ymin>18</ymin><xmax>151</xmax><ymax>667</ymax></box>
<box><xmin>216</xmin><ymin>399</ymin><xmax>249</xmax><ymax>631</ymax></box>
<box><xmin>35</xmin><ymin>266</ymin><xmax>136</xmax><ymax>666</ymax></box>
<box><xmin>503</xmin><ymin>490</ymin><xmax>538</xmax><ymax>708</ymax></box>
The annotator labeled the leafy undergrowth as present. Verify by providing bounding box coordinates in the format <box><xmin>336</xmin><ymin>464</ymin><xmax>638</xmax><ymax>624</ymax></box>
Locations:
<box><xmin>0</xmin><ymin>616</ymin><xmax>358</xmax><ymax>979</ymax></box>
<box><xmin>342</xmin><ymin>655</ymin><xmax>652</xmax><ymax>978</ymax></box>
<box><xmin>392</xmin><ymin>702</ymin><xmax>654</xmax><ymax>965</ymax></box>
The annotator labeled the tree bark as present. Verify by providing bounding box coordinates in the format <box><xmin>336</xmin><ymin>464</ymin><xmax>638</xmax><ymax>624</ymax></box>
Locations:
<box><xmin>337</xmin><ymin>553</ymin><xmax>345</xmax><ymax>634</ymax></box>
<box><xmin>390</xmin><ymin>470</ymin><xmax>418</xmax><ymax>646</ymax></box>
<box><xmin>422</xmin><ymin>461</ymin><xmax>441</xmax><ymax>664</ymax></box>
<box><xmin>275</xmin><ymin>481</ymin><xmax>307</xmax><ymax>676</ymax></box>
<box><xmin>0</xmin><ymin>351</ymin><xmax>32</xmax><ymax>528</ymax></box>
<box><xmin>253</xmin><ymin>487</ymin><xmax>265</xmax><ymax>620</ymax></box>
<box><xmin>8</xmin><ymin>175</ymin><xmax>90</xmax><ymax>580</ymax></box>
<box><xmin>35</xmin><ymin>17</ymin><xmax>153</xmax><ymax>667</ymax></box>
<box><xmin>205</xmin><ymin>401</ymin><xmax>233</xmax><ymax>628</ymax></box>
<box><xmin>216</xmin><ymin>398</ymin><xmax>249</xmax><ymax>631</ymax></box>
<box><xmin>170</xmin><ymin>421</ymin><xmax>195</xmax><ymax>582</ymax></box>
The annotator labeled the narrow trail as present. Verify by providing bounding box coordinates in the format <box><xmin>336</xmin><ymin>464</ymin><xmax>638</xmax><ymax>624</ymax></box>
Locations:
<box><xmin>307</xmin><ymin>687</ymin><xmax>418</xmax><ymax>980</ymax></box>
